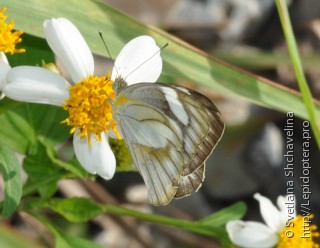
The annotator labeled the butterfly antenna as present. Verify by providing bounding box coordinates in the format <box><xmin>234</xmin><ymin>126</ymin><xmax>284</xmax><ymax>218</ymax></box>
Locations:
<box><xmin>99</xmin><ymin>30</ymin><xmax>120</xmax><ymax>78</ymax></box>
<box><xmin>124</xmin><ymin>41</ymin><xmax>170</xmax><ymax>81</ymax></box>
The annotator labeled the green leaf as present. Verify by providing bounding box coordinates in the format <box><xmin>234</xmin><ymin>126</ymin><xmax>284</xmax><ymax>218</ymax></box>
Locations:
<box><xmin>214</xmin><ymin>48</ymin><xmax>320</xmax><ymax>71</ymax></box>
<box><xmin>199</xmin><ymin>201</ymin><xmax>247</xmax><ymax>227</ymax></box>
<box><xmin>4</xmin><ymin>0</ymin><xmax>320</xmax><ymax>121</ymax></box>
<box><xmin>13</xmin><ymin>104</ymin><xmax>70</xmax><ymax>148</ymax></box>
<box><xmin>6</xmin><ymin>34</ymin><xmax>54</xmax><ymax>67</ymax></box>
<box><xmin>44</xmin><ymin>197</ymin><xmax>104</xmax><ymax>222</ymax></box>
<box><xmin>0</xmin><ymin>98</ymin><xmax>21</xmax><ymax>115</ymax></box>
<box><xmin>22</xmin><ymin>142</ymin><xmax>85</xmax><ymax>198</ymax></box>
<box><xmin>0</xmin><ymin>144</ymin><xmax>22</xmax><ymax>218</ymax></box>
<box><xmin>0</xmin><ymin>102</ymin><xmax>70</xmax><ymax>154</ymax></box>
<box><xmin>0</xmin><ymin>105</ymin><xmax>36</xmax><ymax>154</ymax></box>
<box><xmin>23</xmin><ymin>142</ymin><xmax>62</xmax><ymax>198</ymax></box>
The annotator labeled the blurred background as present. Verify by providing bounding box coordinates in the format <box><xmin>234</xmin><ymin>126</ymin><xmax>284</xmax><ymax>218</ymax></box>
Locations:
<box><xmin>2</xmin><ymin>0</ymin><xmax>320</xmax><ymax>247</ymax></box>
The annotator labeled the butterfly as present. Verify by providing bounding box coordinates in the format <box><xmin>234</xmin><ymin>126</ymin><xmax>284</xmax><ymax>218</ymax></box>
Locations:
<box><xmin>112</xmin><ymin>77</ymin><xmax>225</xmax><ymax>206</ymax></box>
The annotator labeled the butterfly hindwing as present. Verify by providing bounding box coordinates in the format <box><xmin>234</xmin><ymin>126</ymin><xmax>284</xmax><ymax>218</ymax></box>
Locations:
<box><xmin>113</xmin><ymin>83</ymin><xmax>224</xmax><ymax>205</ymax></box>
<box><xmin>171</xmin><ymin>86</ymin><xmax>224</xmax><ymax>199</ymax></box>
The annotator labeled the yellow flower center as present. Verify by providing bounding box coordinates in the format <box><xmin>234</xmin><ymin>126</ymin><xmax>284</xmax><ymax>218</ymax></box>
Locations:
<box><xmin>278</xmin><ymin>214</ymin><xmax>320</xmax><ymax>248</ymax></box>
<box><xmin>0</xmin><ymin>7</ymin><xmax>25</xmax><ymax>54</ymax></box>
<box><xmin>62</xmin><ymin>73</ymin><xmax>121</xmax><ymax>145</ymax></box>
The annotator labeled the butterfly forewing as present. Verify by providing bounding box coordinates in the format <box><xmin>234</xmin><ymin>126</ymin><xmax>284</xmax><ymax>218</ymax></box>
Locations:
<box><xmin>113</xmin><ymin>83</ymin><xmax>224</xmax><ymax>205</ymax></box>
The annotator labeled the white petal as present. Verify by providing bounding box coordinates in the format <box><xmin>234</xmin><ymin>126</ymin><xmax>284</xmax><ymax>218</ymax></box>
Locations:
<box><xmin>0</xmin><ymin>52</ymin><xmax>10</xmax><ymax>91</ymax></box>
<box><xmin>44</xmin><ymin>18</ymin><xmax>94</xmax><ymax>83</ymax></box>
<box><xmin>73</xmin><ymin>132</ymin><xmax>116</xmax><ymax>180</ymax></box>
<box><xmin>226</xmin><ymin>221</ymin><xmax>278</xmax><ymax>248</ymax></box>
<box><xmin>0</xmin><ymin>52</ymin><xmax>9</xmax><ymax>65</ymax></box>
<box><xmin>254</xmin><ymin>193</ymin><xmax>285</xmax><ymax>232</ymax></box>
<box><xmin>112</xmin><ymin>36</ymin><xmax>162</xmax><ymax>85</ymax></box>
<box><xmin>5</xmin><ymin>66</ymin><xmax>69</xmax><ymax>106</ymax></box>
<box><xmin>277</xmin><ymin>194</ymin><xmax>296</xmax><ymax>223</ymax></box>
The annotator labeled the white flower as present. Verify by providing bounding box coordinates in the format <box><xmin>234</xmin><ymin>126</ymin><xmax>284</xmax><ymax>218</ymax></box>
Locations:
<box><xmin>226</xmin><ymin>193</ymin><xmax>294</xmax><ymax>248</ymax></box>
<box><xmin>0</xmin><ymin>52</ymin><xmax>11</xmax><ymax>99</ymax></box>
<box><xmin>4</xmin><ymin>18</ymin><xmax>162</xmax><ymax>179</ymax></box>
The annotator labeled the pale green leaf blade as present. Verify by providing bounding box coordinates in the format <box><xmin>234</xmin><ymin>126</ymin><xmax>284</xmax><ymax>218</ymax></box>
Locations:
<box><xmin>3</xmin><ymin>0</ymin><xmax>320</xmax><ymax>121</ymax></box>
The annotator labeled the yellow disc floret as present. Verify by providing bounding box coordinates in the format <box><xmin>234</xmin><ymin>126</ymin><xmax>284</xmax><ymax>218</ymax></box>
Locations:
<box><xmin>62</xmin><ymin>72</ymin><xmax>121</xmax><ymax>145</ymax></box>
<box><xmin>278</xmin><ymin>214</ymin><xmax>320</xmax><ymax>248</ymax></box>
<box><xmin>0</xmin><ymin>7</ymin><xmax>25</xmax><ymax>54</ymax></box>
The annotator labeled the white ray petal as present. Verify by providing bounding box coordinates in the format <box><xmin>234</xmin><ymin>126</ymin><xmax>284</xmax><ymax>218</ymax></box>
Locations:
<box><xmin>0</xmin><ymin>56</ymin><xmax>10</xmax><ymax>93</ymax></box>
<box><xmin>254</xmin><ymin>193</ymin><xmax>285</xmax><ymax>232</ymax></box>
<box><xmin>226</xmin><ymin>221</ymin><xmax>278</xmax><ymax>248</ymax></box>
<box><xmin>277</xmin><ymin>194</ymin><xmax>296</xmax><ymax>222</ymax></box>
<box><xmin>0</xmin><ymin>52</ymin><xmax>9</xmax><ymax>65</ymax></box>
<box><xmin>5</xmin><ymin>66</ymin><xmax>69</xmax><ymax>106</ymax></box>
<box><xmin>44</xmin><ymin>18</ymin><xmax>94</xmax><ymax>83</ymax></box>
<box><xmin>112</xmin><ymin>36</ymin><xmax>162</xmax><ymax>85</ymax></box>
<box><xmin>73</xmin><ymin>132</ymin><xmax>116</xmax><ymax>180</ymax></box>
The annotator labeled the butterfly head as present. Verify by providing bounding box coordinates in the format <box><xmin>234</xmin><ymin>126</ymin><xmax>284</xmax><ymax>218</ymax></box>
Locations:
<box><xmin>112</xmin><ymin>76</ymin><xmax>128</xmax><ymax>95</ymax></box>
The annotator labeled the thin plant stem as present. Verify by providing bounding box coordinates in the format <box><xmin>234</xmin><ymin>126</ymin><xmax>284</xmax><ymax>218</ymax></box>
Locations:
<box><xmin>276</xmin><ymin>0</ymin><xmax>320</xmax><ymax>149</ymax></box>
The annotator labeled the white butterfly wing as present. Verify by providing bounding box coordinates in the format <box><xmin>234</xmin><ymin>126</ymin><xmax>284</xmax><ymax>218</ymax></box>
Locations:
<box><xmin>113</xmin><ymin>83</ymin><xmax>224</xmax><ymax>205</ymax></box>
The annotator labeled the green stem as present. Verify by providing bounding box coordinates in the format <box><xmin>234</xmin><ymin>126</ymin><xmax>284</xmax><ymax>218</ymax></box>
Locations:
<box><xmin>102</xmin><ymin>204</ymin><xmax>224</xmax><ymax>237</ymax></box>
<box><xmin>276</xmin><ymin>0</ymin><xmax>320</xmax><ymax>149</ymax></box>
